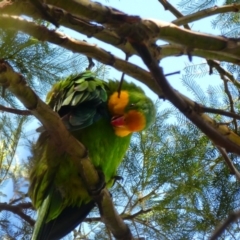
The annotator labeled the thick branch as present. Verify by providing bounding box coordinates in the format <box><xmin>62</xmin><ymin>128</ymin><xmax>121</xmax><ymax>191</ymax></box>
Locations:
<box><xmin>0</xmin><ymin>14</ymin><xmax>160</xmax><ymax>95</ymax></box>
<box><xmin>30</xmin><ymin>0</ymin><xmax>59</xmax><ymax>27</ymax></box>
<box><xmin>2</xmin><ymin>2</ymin><xmax>130</xmax><ymax>55</ymax></box>
<box><xmin>2</xmin><ymin>3</ymin><xmax>240</xmax><ymax>64</ymax></box>
<box><xmin>40</xmin><ymin>0</ymin><xmax>240</xmax><ymax>60</ymax></box>
<box><xmin>0</xmin><ymin>60</ymin><xmax>132</xmax><ymax>240</ymax></box>
<box><xmin>45</xmin><ymin>0</ymin><xmax>132</xmax><ymax>25</ymax></box>
<box><xmin>129</xmin><ymin>41</ymin><xmax>240</xmax><ymax>154</ymax></box>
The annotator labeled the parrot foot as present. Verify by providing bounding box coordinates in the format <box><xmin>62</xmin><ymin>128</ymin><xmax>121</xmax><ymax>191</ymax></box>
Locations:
<box><xmin>89</xmin><ymin>170</ymin><xmax>106</xmax><ymax>196</ymax></box>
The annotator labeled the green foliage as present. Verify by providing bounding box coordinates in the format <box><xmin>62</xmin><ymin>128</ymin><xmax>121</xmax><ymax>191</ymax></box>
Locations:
<box><xmin>178</xmin><ymin>0</ymin><xmax>218</xmax><ymax>14</ymax></box>
<box><xmin>0</xmin><ymin>29</ymin><xmax>88</xmax><ymax>103</ymax></box>
<box><xmin>69</xmin><ymin>101</ymin><xmax>240</xmax><ymax>239</ymax></box>
<box><xmin>0</xmin><ymin>28</ymin><xmax>90</xmax><ymax>239</ymax></box>
<box><xmin>210</xmin><ymin>1</ymin><xmax>240</xmax><ymax>81</ymax></box>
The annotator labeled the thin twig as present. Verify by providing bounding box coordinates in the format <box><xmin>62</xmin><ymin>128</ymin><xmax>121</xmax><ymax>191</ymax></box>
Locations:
<box><xmin>196</xmin><ymin>105</ymin><xmax>240</xmax><ymax>121</ymax></box>
<box><xmin>223</xmin><ymin>78</ymin><xmax>237</xmax><ymax>129</ymax></box>
<box><xmin>210</xmin><ymin>210</ymin><xmax>240</xmax><ymax>240</ymax></box>
<box><xmin>123</xmin><ymin>209</ymin><xmax>153</xmax><ymax>220</ymax></box>
<box><xmin>217</xmin><ymin>147</ymin><xmax>240</xmax><ymax>182</ymax></box>
<box><xmin>9</xmin><ymin>195</ymin><xmax>28</xmax><ymax>205</ymax></box>
<box><xmin>207</xmin><ymin>60</ymin><xmax>240</xmax><ymax>89</ymax></box>
<box><xmin>173</xmin><ymin>4</ymin><xmax>240</xmax><ymax>26</ymax></box>
<box><xmin>158</xmin><ymin>0</ymin><xmax>190</xmax><ymax>29</ymax></box>
<box><xmin>130</xmin><ymin>187</ymin><xmax>159</xmax><ymax>212</ymax></box>
<box><xmin>207</xmin><ymin>59</ymin><xmax>238</xmax><ymax>130</ymax></box>
<box><xmin>0</xmin><ymin>104</ymin><xmax>31</xmax><ymax>115</ymax></box>
<box><xmin>0</xmin><ymin>202</ymin><xmax>35</xmax><ymax>226</ymax></box>
<box><xmin>165</xmin><ymin>70</ymin><xmax>180</xmax><ymax>77</ymax></box>
<box><xmin>118</xmin><ymin>54</ymin><xmax>129</xmax><ymax>98</ymax></box>
<box><xmin>84</xmin><ymin>208</ymin><xmax>153</xmax><ymax>223</ymax></box>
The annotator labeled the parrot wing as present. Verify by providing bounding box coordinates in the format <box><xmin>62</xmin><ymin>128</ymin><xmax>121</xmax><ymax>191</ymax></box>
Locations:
<box><xmin>47</xmin><ymin>70</ymin><xmax>108</xmax><ymax>130</ymax></box>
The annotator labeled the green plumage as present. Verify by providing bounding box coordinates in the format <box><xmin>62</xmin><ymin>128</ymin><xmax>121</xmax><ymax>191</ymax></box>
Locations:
<box><xmin>29</xmin><ymin>71</ymin><xmax>155</xmax><ymax>240</ymax></box>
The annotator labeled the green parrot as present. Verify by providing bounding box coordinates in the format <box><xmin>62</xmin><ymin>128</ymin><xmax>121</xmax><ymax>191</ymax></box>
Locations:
<box><xmin>29</xmin><ymin>71</ymin><xmax>155</xmax><ymax>240</ymax></box>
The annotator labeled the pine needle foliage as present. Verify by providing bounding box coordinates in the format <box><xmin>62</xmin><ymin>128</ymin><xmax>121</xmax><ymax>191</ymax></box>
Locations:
<box><xmin>178</xmin><ymin>0</ymin><xmax>218</xmax><ymax>14</ymax></box>
<box><xmin>68</xmin><ymin>99</ymin><xmax>240</xmax><ymax>239</ymax></box>
<box><xmin>0</xmin><ymin>27</ymin><xmax>89</xmax><ymax>239</ymax></box>
<box><xmin>1</xmin><ymin>0</ymin><xmax>240</xmax><ymax>239</ymax></box>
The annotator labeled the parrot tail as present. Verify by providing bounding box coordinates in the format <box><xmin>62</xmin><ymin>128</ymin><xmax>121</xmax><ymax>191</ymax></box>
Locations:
<box><xmin>41</xmin><ymin>201</ymin><xmax>95</xmax><ymax>240</ymax></box>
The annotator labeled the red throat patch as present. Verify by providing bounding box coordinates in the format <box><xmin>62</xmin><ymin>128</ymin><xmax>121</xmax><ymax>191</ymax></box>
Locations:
<box><xmin>111</xmin><ymin>116</ymin><xmax>125</xmax><ymax>127</ymax></box>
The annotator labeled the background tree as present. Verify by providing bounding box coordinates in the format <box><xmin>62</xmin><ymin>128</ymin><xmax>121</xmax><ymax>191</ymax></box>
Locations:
<box><xmin>1</xmin><ymin>0</ymin><xmax>240</xmax><ymax>239</ymax></box>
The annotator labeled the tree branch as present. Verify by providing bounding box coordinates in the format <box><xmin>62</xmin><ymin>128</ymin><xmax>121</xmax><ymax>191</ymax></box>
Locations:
<box><xmin>122</xmin><ymin>209</ymin><xmax>153</xmax><ymax>221</ymax></box>
<box><xmin>207</xmin><ymin>59</ymin><xmax>238</xmax><ymax>130</ymax></box>
<box><xmin>1</xmin><ymin>15</ymin><xmax>240</xmax><ymax>154</ymax></box>
<box><xmin>0</xmin><ymin>0</ymin><xmax>12</xmax><ymax>8</ymax></box>
<box><xmin>0</xmin><ymin>202</ymin><xmax>35</xmax><ymax>226</ymax></box>
<box><xmin>30</xmin><ymin>0</ymin><xmax>59</xmax><ymax>27</ymax></box>
<box><xmin>2</xmin><ymin>3</ymin><xmax>240</xmax><ymax>64</ymax></box>
<box><xmin>158</xmin><ymin>0</ymin><xmax>190</xmax><ymax>29</ymax></box>
<box><xmin>207</xmin><ymin>59</ymin><xmax>240</xmax><ymax>89</ymax></box>
<box><xmin>222</xmin><ymin>76</ymin><xmax>237</xmax><ymax>130</ymax></box>
<box><xmin>0</xmin><ymin>14</ymin><xmax>160</xmax><ymax>94</ymax></box>
<box><xmin>129</xmin><ymin>40</ymin><xmax>240</xmax><ymax>154</ymax></box>
<box><xmin>0</xmin><ymin>104</ymin><xmax>31</xmax><ymax>115</ymax></box>
<box><xmin>84</xmin><ymin>208</ymin><xmax>153</xmax><ymax>223</ymax></box>
<box><xmin>210</xmin><ymin>210</ymin><xmax>240</xmax><ymax>240</ymax></box>
<box><xmin>130</xmin><ymin>187</ymin><xmax>158</xmax><ymax>212</ymax></box>
<box><xmin>173</xmin><ymin>4</ymin><xmax>240</xmax><ymax>26</ymax></box>
<box><xmin>41</xmin><ymin>0</ymin><xmax>240</xmax><ymax>60</ymax></box>
<box><xmin>217</xmin><ymin>147</ymin><xmax>240</xmax><ymax>182</ymax></box>
<box><xmin>200</xmin><ymin>105</ymin><xmax>240</xmax><ymax>121</ymax></box>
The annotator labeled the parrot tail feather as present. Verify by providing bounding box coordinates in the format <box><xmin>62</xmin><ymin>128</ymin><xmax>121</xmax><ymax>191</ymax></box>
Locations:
<box><xmin>41</xmin><ymin>201</ymin><xmax>95</xmax><ymax>240</ymax></box>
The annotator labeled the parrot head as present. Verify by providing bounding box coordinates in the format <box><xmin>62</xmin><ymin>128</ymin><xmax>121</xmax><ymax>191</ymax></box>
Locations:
<box><xmin>108</xmin><ymin>89</ymin><xmax>155</xmax><ymax>137</ymax></box>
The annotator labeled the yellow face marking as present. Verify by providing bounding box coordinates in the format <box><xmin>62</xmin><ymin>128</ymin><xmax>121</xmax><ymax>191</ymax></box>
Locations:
<box><xmin>108</xmin><ymin>91</ymin><xmax>129</xmax><ymax>115</ymax></box>
<box><xmin>114</xmin><ymin>128</ymin><xmax>132</xmax><ymax>137</ymax></box>
<box><xmin>108</xmin><ymin>91</ymin><xmax>146</xmax><ymax>137</ymax></box>
<box><xmin>113</xmin><ymin>110</ymin><xmax>146</xmax><ymax>137</ymax></box>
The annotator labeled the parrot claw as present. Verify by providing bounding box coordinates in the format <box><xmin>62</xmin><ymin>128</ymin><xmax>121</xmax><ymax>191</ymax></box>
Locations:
<box><xmin>112</xmin><ymin>175</ymin><xmax>124</xmax><ymax>186</ymax></box>
<box><xmin>89</xmin><ymin>170</ymin><xmax>106</xmax><ymax>196</ymax></box>
<box><xmin>113</xmin><ymin>175</ymin><xmax>124</xmax><ymax>181</ymax></box>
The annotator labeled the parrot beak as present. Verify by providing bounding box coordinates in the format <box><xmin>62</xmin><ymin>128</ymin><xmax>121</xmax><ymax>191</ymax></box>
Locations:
<box><xmin>111</xmin><ymin>116</ymin><xmax>126</xmax><ymax>128</ymax></box>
